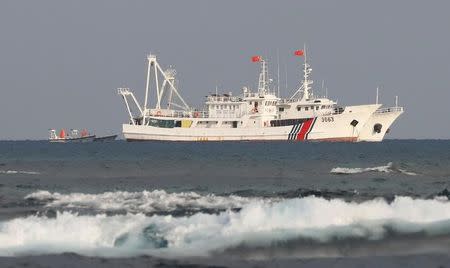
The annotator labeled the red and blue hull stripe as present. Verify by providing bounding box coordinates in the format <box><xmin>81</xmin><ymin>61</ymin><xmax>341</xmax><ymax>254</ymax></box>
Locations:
<box><xmin>288</xmin><ymin>118</ymin><xmax>317</xmax><ymax>141</ymax></box>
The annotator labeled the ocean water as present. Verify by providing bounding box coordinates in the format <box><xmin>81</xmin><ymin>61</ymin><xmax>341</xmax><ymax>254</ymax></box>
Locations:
<box><xmin>0</xmin><ymin>140</ymin><xmax>449</xmax><ymax>267</ymax></box>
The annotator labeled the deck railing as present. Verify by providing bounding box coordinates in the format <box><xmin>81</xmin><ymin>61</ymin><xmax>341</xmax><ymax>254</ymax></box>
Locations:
<box><xmin>375</xmin><ymin>107</ymin><xmax>404</xmax><ymax>114</ymax></box>
<box><xmin>206</xmin><ymin>96</ymin><xmax>242</xmax><ymax>103</ymax></box>
<box><xmin>146</xmin><ymin>109</ymin><xmax>253</xmax><ymax>119</ymax></box>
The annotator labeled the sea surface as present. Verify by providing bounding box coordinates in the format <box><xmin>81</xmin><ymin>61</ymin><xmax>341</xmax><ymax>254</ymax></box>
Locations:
<box><xmin>0</xmin><ymin>140</ymin><xmax>449</xmax><ymax>267</ymax></box>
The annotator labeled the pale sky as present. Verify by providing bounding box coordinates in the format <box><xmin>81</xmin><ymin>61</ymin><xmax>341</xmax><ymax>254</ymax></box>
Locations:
<box><xmin>1</xmin><ymin>0</ymin><xmax>449</xmax><ymax>139</ymax></box>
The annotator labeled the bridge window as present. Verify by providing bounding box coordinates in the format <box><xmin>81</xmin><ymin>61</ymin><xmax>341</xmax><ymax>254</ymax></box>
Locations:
<box><xmin>270</xmin><ymin>118</ymin><xmax>305</xmax><ymax>127</ymax></box>
<box><xmin>147</xmin><ymin>119</ymin><xmax>175</xmax><ymax>128</ymax></box>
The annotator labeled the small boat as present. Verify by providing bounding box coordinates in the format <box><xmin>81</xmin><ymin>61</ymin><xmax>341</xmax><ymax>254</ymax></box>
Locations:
<box><xmin>48</xmin><ymin>129</ymin><xmax>96</xmax><ymax>143</ymax></box>
<box><xmin>94</xmin><ymin>135</ymin><xmax>117</xmax><ymax>142</ymax></box>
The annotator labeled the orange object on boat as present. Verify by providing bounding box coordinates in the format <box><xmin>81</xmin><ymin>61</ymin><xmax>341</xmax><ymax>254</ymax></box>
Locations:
<box><xmin>59</xmin><ymin>129</ymin><xmax>66</xmax><ymax>138</ymax></box>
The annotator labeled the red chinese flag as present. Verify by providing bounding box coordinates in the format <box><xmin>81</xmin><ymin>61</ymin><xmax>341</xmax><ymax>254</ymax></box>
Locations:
<box><xmin>294</xmin><ymin>50</ymin><xmax>304</xmax><ymax>56</ymax></box>
<box><xmin>251</xmin><ymin>55</ymin><xmax>261</xmax><ymax>62</ymax></box>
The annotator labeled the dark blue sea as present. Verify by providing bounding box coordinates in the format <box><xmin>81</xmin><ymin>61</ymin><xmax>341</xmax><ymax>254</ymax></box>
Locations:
<box><xmin>0</xmin><ymin>140</ymin><xmax>449</xmax><ymax>267</ymax></box>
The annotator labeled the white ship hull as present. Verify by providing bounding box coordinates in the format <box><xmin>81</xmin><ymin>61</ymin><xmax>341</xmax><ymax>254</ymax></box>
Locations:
<box><xmin>123</xmin><ymin>104</ymin><xmax>382</xmax><ymax>142</ymax></box>
<box><xmin>48</xmin><ymin>135</ymin><xmax>96</xmax><ymax>143</ymax></box>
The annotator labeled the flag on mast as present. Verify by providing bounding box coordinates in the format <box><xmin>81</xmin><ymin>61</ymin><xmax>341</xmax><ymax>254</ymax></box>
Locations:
<box><xmin>251</xmin><ymin>55</ymin><xmax>261</xmax><ymax>62</ymax></box>
<box><xmin>294</xmin><ymin>50</ymin><xmax>304</xmax><ymax>56</ymax></box>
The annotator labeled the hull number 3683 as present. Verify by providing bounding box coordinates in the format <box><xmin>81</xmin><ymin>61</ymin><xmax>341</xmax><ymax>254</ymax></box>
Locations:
<box><xmin>321</xmin><ymin>116</ymin><xmax>334</xmax><ymax>123</ymax></box>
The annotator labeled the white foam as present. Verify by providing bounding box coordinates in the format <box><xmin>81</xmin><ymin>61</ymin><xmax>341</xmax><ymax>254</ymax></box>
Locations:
<box><xmin>330</xmin><ymin>162</ymin><xmax>393</xmax><ymax>174</ymax></box>
<box><xmin>25</xmin><ymin>190</ymin><xmax>257</xmax><ymax>213</ymax></box>
<box><xmin>330</xmin><ymin>162</ymin><xmax>416</xmax><ymax>176</ymax></box>
<box><xmin>397</xmin><ymin>168</ymin><xmax>418</xmax><ymax>176</ymax></box>
<box><xmin>0</xmin><ymin>170</ymin><xmax>40</xmax><ymax>175</ymax></box>
<box><xmin>1</xmin><ymin>196</ymin><xmax>450</xmax><ymax>257</ymax></box>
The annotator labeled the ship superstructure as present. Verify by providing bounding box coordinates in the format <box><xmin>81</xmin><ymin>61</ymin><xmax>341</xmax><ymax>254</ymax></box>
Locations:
<box><xmin>118</xmin><ymin>50</ymin><xmax>403</xmax><ymax>142</ymax></box>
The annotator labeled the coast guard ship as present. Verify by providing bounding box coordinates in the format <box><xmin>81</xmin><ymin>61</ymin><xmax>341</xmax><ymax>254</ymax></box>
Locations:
<box><xmin>118</xmin><ymin>49</ymin><xmax>403</xmax><ymax>142</ymax></box>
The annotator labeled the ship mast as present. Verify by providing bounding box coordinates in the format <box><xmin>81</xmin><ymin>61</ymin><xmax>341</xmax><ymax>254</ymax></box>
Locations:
<box><xmin>289</xmin><ymin>47</ymin><xmax>314</xmax><ymax>101</ymax></box>
<box><xmin>301</xmin><ymin>49</ymin><xmax>313</xmax><ymax>101</ymax></box>
<box><xmin>258</xmin><ymin>57</ymin><xmax>270</xmax><ymax>95</ymax></box>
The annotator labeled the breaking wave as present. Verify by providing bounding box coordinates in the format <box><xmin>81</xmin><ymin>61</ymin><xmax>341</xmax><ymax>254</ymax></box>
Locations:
<box><xmin>1</xmin><ymin>196</ymin><xmax>450</xmax><ymax>257</ymax></box>
<box><xmin>25</xmin><ymin>190</ymin><xmax>258</xmax><ymax>214</ymax></box>
<box><xmin>330</xmin><ymin>162</ymin><xmax>417</xmax><ymax>176</ymax></box>
<box><xmin>0</xmin><ymin>170</ymin><xmax>40</xmax><ymax>175</ymax></box>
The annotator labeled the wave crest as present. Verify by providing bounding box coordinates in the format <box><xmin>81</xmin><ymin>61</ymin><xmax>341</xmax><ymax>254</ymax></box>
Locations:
<box><xmin>0</xmin><ymin>170</ymin><xmax>40</xmax><ymax>175</ymax></box>
<box><xmin>2</xmin><ymin>196</ymin><xmax>450</xmax><ymax>257</ymax></box>
<box><xmin>330</xmin><ymin>162</ymin><xmax>417</xmax><ymax>176</ymax></box>
<box><xmin>25</xmin><ymin>190</ymin><xmax>257</xmax><ymax>214</ymax></box>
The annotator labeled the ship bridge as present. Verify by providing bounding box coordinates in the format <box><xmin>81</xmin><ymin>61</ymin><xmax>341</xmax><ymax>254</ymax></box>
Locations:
<box><xmin>205</xmin><ymin>93</ymin><xmax>246</xmax><ymax>118</ymax></box>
